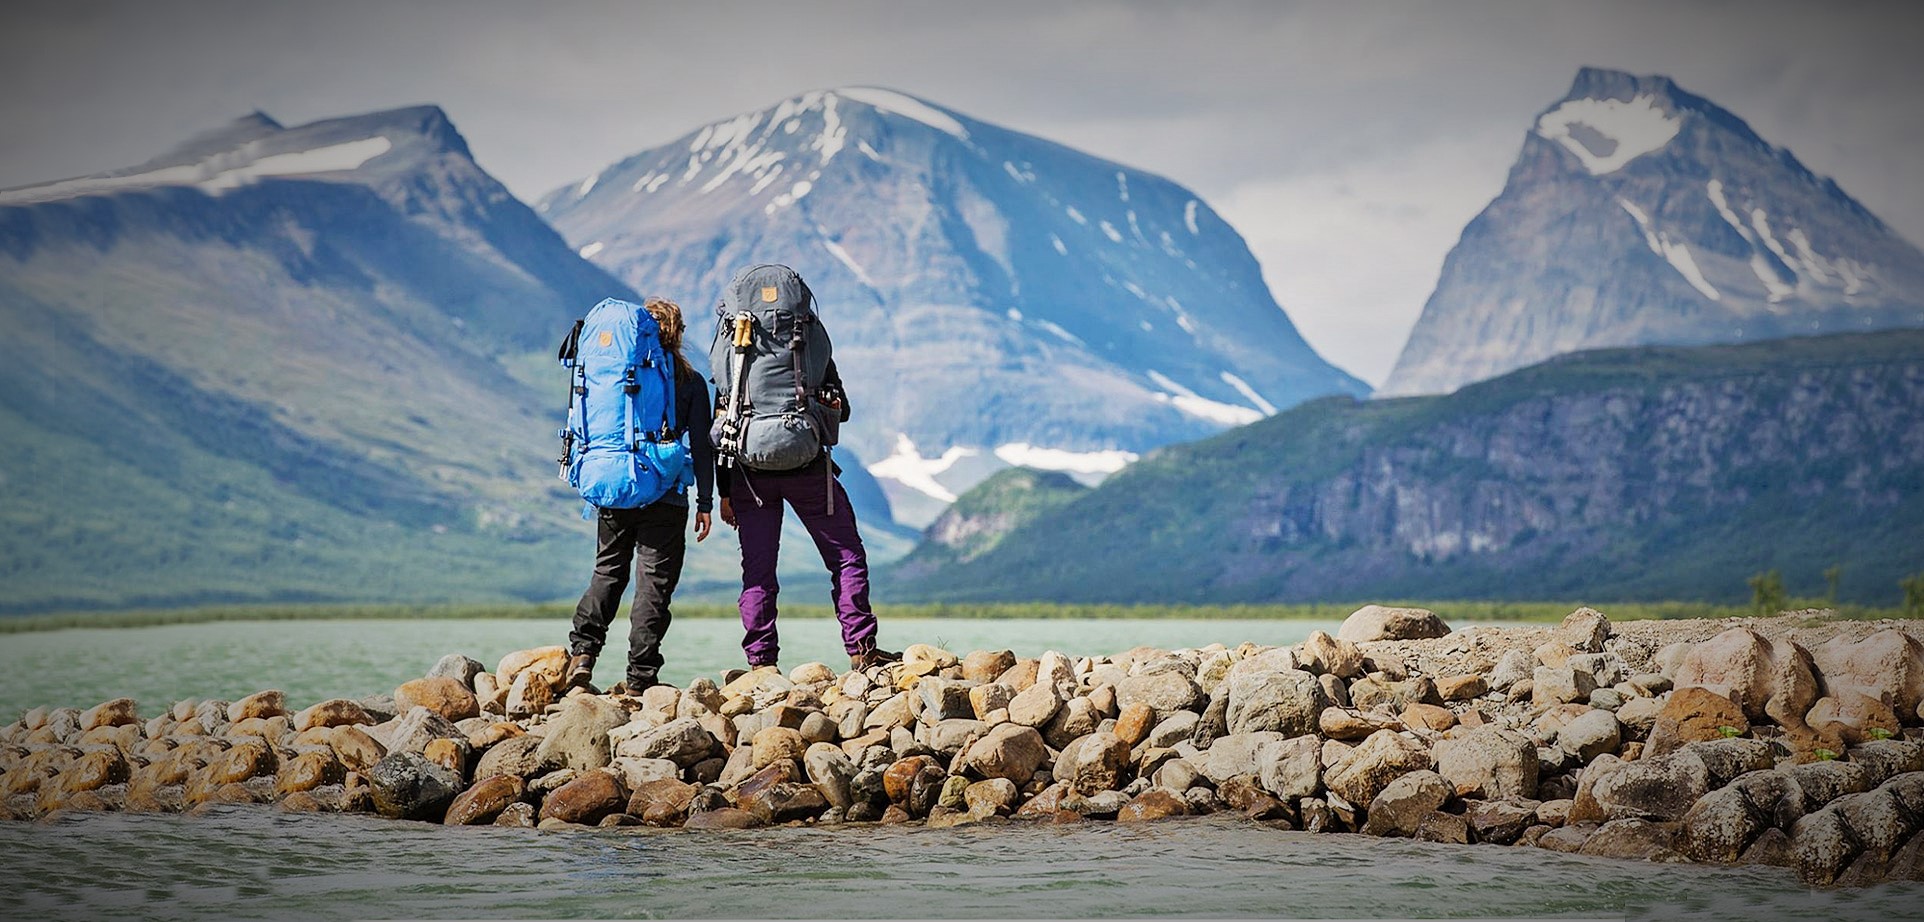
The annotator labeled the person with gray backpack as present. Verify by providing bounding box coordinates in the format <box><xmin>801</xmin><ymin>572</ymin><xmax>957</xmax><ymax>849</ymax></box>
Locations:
<box><xmin>709</xmin><ymin>264</ymin><xmax>898</xmax><ymax>673</ymax></box>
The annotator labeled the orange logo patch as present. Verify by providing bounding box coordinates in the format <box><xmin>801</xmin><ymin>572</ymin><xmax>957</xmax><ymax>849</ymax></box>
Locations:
<box><xmin>598</xmin><ymin>330</ymin><xmax>613</xmax><ymax>347</ymax></box>
<box><xmin>761</xmin><ymin>286</ymin><xmax>779</xmax><ymax>303</ymax></box>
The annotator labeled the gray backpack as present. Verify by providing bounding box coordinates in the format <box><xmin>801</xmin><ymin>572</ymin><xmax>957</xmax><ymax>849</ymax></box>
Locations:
<box><xmin>709</xmin><ymin>264</ymin><xmax>839</xmax><ymax>472</ymax></box>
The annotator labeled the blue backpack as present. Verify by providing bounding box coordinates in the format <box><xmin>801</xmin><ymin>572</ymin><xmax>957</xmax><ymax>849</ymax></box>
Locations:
<box><xmin>556</xmin><ymin>298</ymin><xmax>692</xmax><ymax>513</ymax></box>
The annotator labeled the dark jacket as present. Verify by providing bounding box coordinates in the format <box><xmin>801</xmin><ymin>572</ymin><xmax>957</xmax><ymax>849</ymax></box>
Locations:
<box><xmin>654</xmin><ymin>362</ymin><xmax>716</xmax><ymax>513</ymax></box>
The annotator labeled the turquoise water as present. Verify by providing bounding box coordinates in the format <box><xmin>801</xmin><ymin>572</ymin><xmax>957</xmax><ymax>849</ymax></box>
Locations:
<box><xmin>0</xmin><ymin>617</ymin><xmax>1346</xmax><ymax>719</ymax></box>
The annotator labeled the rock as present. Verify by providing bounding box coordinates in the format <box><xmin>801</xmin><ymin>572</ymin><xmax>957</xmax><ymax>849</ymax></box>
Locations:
<box><xmin>394</xmin><ymin>677</ymin><xmax>480</xmax><ymax>723</ymax></box>
<box><xmin>1006</xmin><ymin>682</ymin><xmax>1061</xmax><ymax>728</ymax></box>
<box><xmin>1532</xmin><ymin>665</ymin><xmax>1597</xmax><ymax>706</ymax></box>
<box><xmin>1043</xmin><ymin>697</ymin><xmax>1101</xmax><ymax>750</ymax></box>
<box><xmin>784</xmin><ymin>662</ymin><xmax>835</xmax><ymax>686</ymax></box>
<box><xmin>969</xmin><ymin>683</ymin><xmax>1014</xmax><ymax>721</ymax></box>
<box><xmin>742</xmin><ymin>781</ymin><xmax>829</xmax><ymax>824</ymax></box>
<box><xmin>1784</xmin><ymin>760</ymin><xmax>1874</xmax><ymax>813</ymax></box>
<box><xmin>1116</xmin><ymin>672</ymin><xmax>1204</xmax><ymax>714</ymax></box>
<box><xmin>1434</xmin><ymin>726</ymin><xmax>1539</xmax><ymax>801</ymax></box>
<box><xmin>276</xmin><ymin>750</ymin><xmax>345</xmax><ymax>795</ymax></box>
<box><xmin>1224</xmin><ymin>670</ymin><xmax>1327</xmax><ymax>737</ymax></box>
<box><xmin>1200</xmin><ymin>731</ymin><xmax>1285</xmax><ymax>784</ymax></box>
<box><xmin>610</xmin><ymin>757</ymin><xmax>680</xmax><ymax>791</ymax></box>
<box><xmin>1191</xmin><ymin>694</ymin><xmax>1229</xmax><ymax>748</ymax></box>
<box><xmin>1646</xmin><ymin>687</ymin><xmax>1749</xmax><ymax>757</ymax></box>
<box><xmin>1568</xmin><ymin>653</ymin><xmax>1625</xmax><ymax>689</ymax></box>
<box><xmin>1057</xmin><ymin>732</ymin><xmax>1131</xmax><ymax>795</ymax></box>
<box><xmin>965</xmin><ymin>778</ymin><xmax>1019</xmax><ymax>816</ymax></box>
<box><xmin>1066</xmin><ymin>789</ymin><xmax>1131</xmax><ymax>819</ymax></box>
<box><xmin>1415</xmin><ymin>810</ymin><xmax>1472</xmax><ymax>844</ymax></box>
<box><xmin>385</xmin><ymin>706</ymin><xmax>463</xmax><ymax>757</ymax></box>
<box><xmin>1114</xmin><ymin>702</ymin><xmax>1157</xmax><ymax>747</ymax></box>
<box><xmin>1319</xmin><ymin>707</ymin><xmax>1401</xmax><ymax>741</ymax></box>
<box><xmin>751</xmin><ymin>727</ymin><xmax>807</xmax><ymax>769</ymax></box>
<box><xmin>1436</xmin><ymin>675</ymin><xmax>1488</xmax><ymax>701</ymax></box>
<box><xmin>1579</xmin><ymin>817</ymin><xmax>1684</xmax><ymax>861</ymax></box>
<box><xmin>1848</xmin><ymin>741</ymin><xmax>1924</xmax><ymax>785</ymax></box>
<box><xmin>1398</xmin><ymin>703</ymin><xmax>1456</xmax><ymax>733</ymax></box>
<box><xmin>427</xmin><ymin>654</ymin><xmax>485</xmax><ymax>687</ymax></box>
<box><xmin>474</xmin><ymin>735</ymin><xmax>549</xmax><ymax>780</ymax></box>
<box><xmin>294</xmin><ymin>699</ymin><xmax>374</xmax><ymax>732</ymax></box>
<box><xmin>1534</xmin><ymin>640</ymin><xmax>1577</xmax><ymax>669</ymax></box>
<box><xmin>1348</xmin><ymin>677</ymin><xmax>1439</xmax><ymax>713</ymax></box>
<box><xmin>917</xmin><ymin>678</ymin><xmax>975</xmax><ymax>722</ymax></box>
<box><xmin>628</xmin><ymin>778</ymin><xmax>699</xmax><ymax>825</ymax></box>
<box><xmin>328</xmin><ymin>725</ymin><xmax>387</xmax><ymax>775</ymax></box>
<box><xmin>962</xmin><ymin>650</ymin><xmax>1018</xmax><ymax>685</ymax></box>
<box><xmin>1337</xmin><ymin>605</ymin><xmax>1450</xmax><ymax>642</ymax></box>
<box><xmin>534</xmin><ymin>696</ymin><xmax>629</xmax><ymax>773</ymax></box>
<box><xmin>539</xmin><ymin>770</ymin><xmax>627</xmax><ymax>825</ymax></box>
<box><xmin>226</xmin><ymin>691</ymin><xmax>286</xmax><ymax>723</ymax></box>
<box><xmin>922</xmin><ymin>718</ymin><xmax>986</xmax><ymax>756</ymax></box>
<box><xmin>1791</xmin><ymin>807</ymin><xmax>1860</xmax><ymax>885</ymax></box>
<box><xmin>1558</xmin><ymin>710</ymin><xmax>1623</xmax><ymax>764</ymax></box>
<box><xmin>444</xmin><ymin>774</ymin><xmax>524</xmax><ymax>825</ymax></box>
<box><xmin>80</xmin><ymin>698</ymin><xmax>139</xmax><ymax>731</ymax></box>
<box><xmin>865</xmin><ymin>692</ymin><xmax>914</xmax><ymax>730</ymax></box>
<box><xmin>613</xmin><ymin>718</ymin><xmax>715</xmax><ymax>767</ymax></box>
<box><xmin>1559</xmin><ymin>607</ymin><xmax>1611</xmax><ymax>652</ymax></box>
<box><xmin>1361</xmin><ymin>770</ymin><xmax>1451</xmax><ymax>837</ymax></box>
<box><xmin>1807</xmin><ymin>692</ymin><xmax>1902</xmax><ymax>746</ymax></box>
<box><xmin>505</xmin><ymin>671</ymin><xmax>555</xmax><ymax>719</ymax></box>
<box><xmin>1143</xmin><ymin>711</ymin><xmax>1200</xmax><ymax>749</ymax></box>
<box><xmin>487</xmin><ymin>801</ymin><xmax>536</xmax><ymax>828</ymax></box>
<box><xmin>1259</xmin><ymin>735</ymin><xmax>1323</xmax><ymax>801</ymax></box>
<box><xmin>1297</xmin><ymin>631</ymin><xmax>1365</xmax><ymax>679</ymax></box>
<box><xmin>1325</xmin><ymin>730</ymin><xmax>1432</xmax><ymax>806</ymax></box>
<box><xmin>1811</xmin><ymin>630</ymin><xmax>1924</xmax><ymax>719</ymax></box>
<box><xmin>1616</xmin><ymin>696</ymin><xmax>1664</xmax><ymax>737</ymax></box>
<box><xmin>496</xmin><ymin>646</ymin><xmax>569</xmax><ymax>693</ymax></box>
<box><xmin>683</xmin><ymin>806</ymin><xmax>762</xmax><ymax>830</ymax></box>
<box><xmin>1673</xmin><ymin>628</ymin><xmax>1820</xmax><ymax>726</ymax></box>
<box><xmin>1489</xmin><ymin>650</ymin><xmax>1534</xmax><ymax>693</ymax></box>
<box><xmin>804</xmin><ymin>743</ymin><xmax>855</xmax><ymax>810</ymax></box>
<box><xmin>367</xmin><ymin>752</ymin><xmax>462</xmax><ymax>821</ymax></box>
<box><xmin>1470</xmin><ymin>799</ymin><xmax>1539</xmax><ymax>844</ymax></box>
<box><xmin>1118</xmin><ymin>788</ymin><xmax>1191</xmax><ymax>822</ymax></box>
<box><xmin>1152</xmin><ymin>758</ymin><xmax>1202</xmax><ymax>793</ymax></box>
<box><xmin>1834</xmin><ymin>788</ymin><xmax>1914</xmax><ymax>860</ymax></box>
<box><xmin>883</xmin><ymin>756</ymin><xmax>937</xmax><ymax>804</ymax></box>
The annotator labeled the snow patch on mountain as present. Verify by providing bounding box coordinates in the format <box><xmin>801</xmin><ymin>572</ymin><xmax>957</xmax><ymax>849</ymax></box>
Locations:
<box><xmin>993</xmin><ymin>443</ymin><xmax>1137</xmax><ymax>475</ymax></box>
<box><xmin>869</xmin><ymin>434</ymin><xmax>977</xmax><ymax>503</ymax></box>
<box><xmin>837</xmin><ymin>87</ymin><xmax>969</xmax><ymax>140</ymax></box>
<box><xmin>1221</xmin><ymin>371</ymin><xmax>1278</xmax><ymax>415</ymax></box>
<box><xmin>1535</xmin><ymin>95</ymin><xmax>1680</xmax><ymax>175</ymax></box>
<box><xmin>1</xmin><ymin>137</ymin><xmax>392</xmax><ymax>205</ymax></box>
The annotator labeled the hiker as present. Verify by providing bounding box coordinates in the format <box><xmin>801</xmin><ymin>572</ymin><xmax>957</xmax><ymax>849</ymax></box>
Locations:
<box><xmin>559</xmin><ymin>297</ymin><xmax>715</xmax><ymax>694</ymax></box>
<box><xmin>710</xmin><ymin>264</ymin><xmax>898</xmax><ymax>672</ymax></box>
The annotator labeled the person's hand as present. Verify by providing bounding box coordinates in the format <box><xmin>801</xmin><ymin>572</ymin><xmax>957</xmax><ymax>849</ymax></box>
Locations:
<box><xmin>694</xmin><ymin>511</ymin><xmax>713</xmax><ymax>542</ymax></box>
<box><xmin>720</xmin><ymin>498</ymin><xmax>736</xmax><ymax>528</ymax></box>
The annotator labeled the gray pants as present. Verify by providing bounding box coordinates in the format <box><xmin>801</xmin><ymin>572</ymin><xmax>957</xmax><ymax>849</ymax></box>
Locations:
<box><xmin>568</xmin><ymin>502</ymin><xmax>688</xmax><ymax>686</ymax></box>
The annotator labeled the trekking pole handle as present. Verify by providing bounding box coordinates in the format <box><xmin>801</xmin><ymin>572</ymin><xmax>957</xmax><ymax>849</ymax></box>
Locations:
<box><xmin>732</xmin><ymin>315</ymin><xmax>753</xmax><ymax>349</ymax></box>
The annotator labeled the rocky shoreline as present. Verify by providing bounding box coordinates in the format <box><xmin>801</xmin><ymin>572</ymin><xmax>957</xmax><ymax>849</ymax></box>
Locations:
<box><xmin>5</xmin><ymin>607</ymin><xmax>1924</xmax><ymax>888</ymax></box>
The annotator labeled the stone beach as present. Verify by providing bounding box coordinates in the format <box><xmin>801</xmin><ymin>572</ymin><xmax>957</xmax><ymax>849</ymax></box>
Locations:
<box><xmin>6</xmin><ymin>606</ymin><xmax>1924</xmax><ymax>889</ymax></box>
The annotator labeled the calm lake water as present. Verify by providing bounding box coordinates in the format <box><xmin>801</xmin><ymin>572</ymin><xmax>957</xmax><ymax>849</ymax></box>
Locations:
<box><xmin>2</xmin><ymin>617</ymin><xmax>1917</xmax><ymax>920</ymax></box>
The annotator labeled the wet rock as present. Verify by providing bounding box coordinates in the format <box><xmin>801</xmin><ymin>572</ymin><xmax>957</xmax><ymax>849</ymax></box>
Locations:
<box><xmin>1470</xmin><ymin>799</ymin><xmax>1539</xmax><ymax>844</ymax></box>
<box><xmin>386</xmin><ymin>706</ymin><xmax>463</xmax><ymax>757</ymax></box>
<box><xmin>1537</xmin><ymin>824</ymin><xmax>1596</xmax><ymax>852</ymax></box>
<box><xmin>1434</xmin><ymin>726</ymin><xmax>1538</xmax><ymax>801</ymax></box>
<box><xmin>960</xmin><ymin>723</ymin><xmax>1047</xmax><ymax>785</ymax></box>
<box><xmin>883</xmin><ymin>755</ymin><xmax>937</xmax><ymax>804</ymax></box>
<box><xmin>1112</xmin><ymin>787</ymin><xmax>1188</xmax><ymax>823</ymax></box>
<box><xmin>1415</xmin><ymin>810</ymin><xmax>1471</xmax><ymax>844</ymax></box>
<box><xmin>742</xmin><ymin>781</ymin><xmax>828</xmax><ymax>824</ymax></box>
<box><xmin>628</xmin><ymin>778</ymin><xmax>699</xmax><ymax>825</ymax></box>
<box><xmin>294</xmin><ymin>699</ymin><xmax>374</xmax><ymax>732</ymax></box>
<box><xmin>1065</xmin><ymin>789</ymin><xmax>1130</xmax><ymax>819</ymax></box>
<box><xmin>368</xmin><ymin>751</ymin><xmax>462</xmax><ymax>821</ymax></box>
<box><xmin>1362</xmin><ymin>770</ymin><xmax>1451</xmax><ymax>838</ymax></box>
<box><xmin>1579</xmin><ymin>818</ymin><xmax>1684</xmax><ymax>861</ymax></box>
<box><xmin>1325</xmin><ymin>730</ymin><xmax>1431</xmax><ymax>806</ymax></box>
<box><xmin>444</xmin><ymin>775</ymin><xmax>524</xmax><ymax>825</ymax></box>
<box><xmin>1645</xmin><ymin>687</ymin><xmax>1749</xmax><ymax>757</ymax></box>
<box><xmin>394</xmin><ymin>677</ymin><xmax>480</xmax><ymax>723</ymax></box>
<box><xmin>276</xmin><ymin>750</ymin><xmax>345</xmax><ymax>796</ymax></box>
<box><xmin>1057</xmin><ymin>732</ymin><xmax>1131</xmax><ymax>795</ymax></box>
<box><xmin>1337</xmin><ymin>605</ymin><xmax>1450</xmax><ymax>642</ymax></box>
<box><xmin>492</xmin><ymin>801</ymin><xmax>537</xmax><ymax>828</ymax></box>
<box><xmin>80</xmin><ymin>698</ymin><xmax>139</xmax><ymax>732</ymax></box>
<box><xmin>613</xmin><ymin>718</ymin><xmax>716</xmax><ymax>767</ymax></box>
<box><xmin>539</xmin><ymin>770</ymin><xmax>628</xmax><ymax>825</ymax></box>
<box><xmin>684</xmin><ymin>806</ymin><xmax>762</xmax><ymax>829</ymax></box>
<box><xmin>1224</xmin><ymin>670</ymin><xmax>1327</xmax><ymax>737</ymax></box>
<box><xmin>965</xmin><ymin>778</ymin><xmax>1019</xmax><ymax>816</ymax></box>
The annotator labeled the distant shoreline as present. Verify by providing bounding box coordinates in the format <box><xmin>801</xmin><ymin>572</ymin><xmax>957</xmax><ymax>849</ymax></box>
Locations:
<box><xmin>0</xmin><ymin>599</ymin><xmax>1906</xmax><ymax>634</ymax></box>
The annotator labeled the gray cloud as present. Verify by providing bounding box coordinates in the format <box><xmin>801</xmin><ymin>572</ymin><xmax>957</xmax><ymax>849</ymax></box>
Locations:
<box><xmin>3</xmin><ymin>0</ymin><xmax>1919</xmax><ymax>383</ymax></box>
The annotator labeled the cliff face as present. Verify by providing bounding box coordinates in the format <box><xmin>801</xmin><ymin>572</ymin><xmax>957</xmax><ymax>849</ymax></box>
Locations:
<box><xmin>891</xmin><ymin>331</ymin><xmax>1924</xmax><ymax>604</ymax></box>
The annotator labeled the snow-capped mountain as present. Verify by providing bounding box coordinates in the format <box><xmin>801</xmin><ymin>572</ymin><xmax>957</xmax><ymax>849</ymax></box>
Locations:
<box><xmin>1380</xmin><ymin>67</ymin><xmax>1924</xmax><ymax>397</ymax></box>
<box><xmin>538</xmin><ymin>87</ymin><xmax>1367</xmax><ymax>524</ymax></box>
<box><xmin>0</xmin><ymin>105</ymin><xmax>905</xmax><ymax>610</ymax></box>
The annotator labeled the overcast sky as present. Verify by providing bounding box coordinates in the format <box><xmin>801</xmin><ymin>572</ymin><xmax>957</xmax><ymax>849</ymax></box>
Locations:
<box><xmin>4</xmin><ymin>0</ymin><xmax>1919</xmax><ymax>385</ymax></box>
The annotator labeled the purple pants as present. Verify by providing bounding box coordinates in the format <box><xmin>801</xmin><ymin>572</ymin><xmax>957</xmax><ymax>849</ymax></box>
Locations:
<box><xmin>731</xmin><ymin>459</ymin><xmax>877</xmax><ymax>666</ymax></box>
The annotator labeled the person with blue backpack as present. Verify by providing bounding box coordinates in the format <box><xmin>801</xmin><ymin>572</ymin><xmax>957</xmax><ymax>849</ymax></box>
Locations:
<box><xmin>710</xmin><ymin>264</ymin><xmax>899</xmax><ymax>673</ymax></box>
<box><xmin>555</xmin><ymin>296</ymin><xmax>714</xmax><ymax>694</ymax></box>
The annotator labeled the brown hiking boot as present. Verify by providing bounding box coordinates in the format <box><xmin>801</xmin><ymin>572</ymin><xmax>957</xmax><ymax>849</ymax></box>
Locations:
<box><xmin>565</xmin><ymin>652</ymin><xmax>596</xmax><ymax>689</ymax></box>
<box><xmin>849</xmin><ymin>648</ymin><xmax>901</xmax><ymax>671</ymax></box>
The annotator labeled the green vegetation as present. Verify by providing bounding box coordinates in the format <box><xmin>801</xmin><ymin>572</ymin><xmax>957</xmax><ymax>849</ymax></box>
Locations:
<box><xmin>1905</xmin><ymin>574</ymin><xmax>1924</xmax><ymax>618</ymax></box>
<box><xmin>1</xmin><ymin>597</ymin><xmax>1911</xmax><ymax>635</ymax></box>
<box><xmin>1749</xmin><ymin>570</ymin><xmax>1788</xmax><ymax>617</ymax></box>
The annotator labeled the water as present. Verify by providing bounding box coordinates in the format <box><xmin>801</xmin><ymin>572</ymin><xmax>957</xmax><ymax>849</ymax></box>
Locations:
<box><xmin>4</xmin><ymin>617</ymin><xmax>1919</xmax><ymax>920</ymax></box>
<box><xmin>0</xmin><ymin>617</ymin><xmax>1351</xmax><ymax>718</ymax></box>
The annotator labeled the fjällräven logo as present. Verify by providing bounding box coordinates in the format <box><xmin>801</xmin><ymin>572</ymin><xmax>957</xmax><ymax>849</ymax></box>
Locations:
<box><xmin>761</xmin><ymin>286</ymin><xmax>778</xmax><ymax>303</ymax></box>
<box><xmin>597</xmin><ymin>330</ymin><xmax>613</xmax><ymax>348</ymax></box>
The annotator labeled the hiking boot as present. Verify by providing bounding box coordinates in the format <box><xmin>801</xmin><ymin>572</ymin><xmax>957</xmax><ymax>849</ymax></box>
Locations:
<box><xmin>610</xmin><ymin>677</ymin><xmax>658</xmax><ymax>697</ymax></box>
<box><xmin>565</xmin><ymin>652</ymin><xmax>596</xmax><ymax>688</ymax></box>
<box><xmin>849</xmin><ymin>648</ymin><xmax>901</xmax><ymax>671</ymax></box>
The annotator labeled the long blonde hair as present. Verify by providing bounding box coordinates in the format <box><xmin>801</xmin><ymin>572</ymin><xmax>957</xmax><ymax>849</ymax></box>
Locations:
<box><xmin>643</xmin><ymin>297</ymin><xmax>695</xmax><ymax>381</ymax></box>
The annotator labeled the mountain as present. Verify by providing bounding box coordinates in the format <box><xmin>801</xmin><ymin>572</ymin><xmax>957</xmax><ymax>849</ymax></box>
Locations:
<box><xmin>0</xmin><ymin>106</ymin><xmax>903</xmax><ymax>612</ymax></box>
<box><xmin>891</xmin><ymin>467</ymin><xmax>1088</xmax><ymax>579</ymax></box>
<box><xmin>888</xmin><ymin>330</ymin><xmax>1924</xmax><ymax>606</ymax></box>
<box><xmin>537</xmin><ymin>87</ymin><xmax>1368</xmax><ymax>525</ymax></box>
<box><xmin>1381</xmin><ymin>67</ymin><xmax>1924</xmax><ymax>398</ymax></box>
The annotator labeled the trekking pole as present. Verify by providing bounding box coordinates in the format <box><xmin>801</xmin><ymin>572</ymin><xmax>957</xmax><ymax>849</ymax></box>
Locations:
<box><xmin>719</xmin><ymin>314</ymin><xmax>755</xmax><ymax>466</ymax></box>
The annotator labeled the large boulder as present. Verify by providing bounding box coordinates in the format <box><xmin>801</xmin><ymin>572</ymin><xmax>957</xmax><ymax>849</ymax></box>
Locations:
<box><xmin>1672</xmin><ymin>629</ymin><xmax>1820</xmax><ymax>727</ymax></box>
<box><xmin>1811</xmin><ymin>630</ymin><xmax>1924</xmax><ymax>719</ymax></box>
<box><xmin>1682</xmin><ymin>772</ymin><xmax>1787</xmax><ymax>863</ymax></box>
<box><xmin>1433</xmin><ymin>726</ymin><xmax>1539</xmax><ymax>801</ymax></box>
<box><xmin>1259</xmin><ymin>735</ymin><xmax>1324</xmax><ymax>801</ymax></box>
<box><xmin>1224</xmin><ymin>670</ymin><xmax>1328</xmax><ymax>737</ymax></box>
<box><xmin>534</xmin><ymin>696</ymin><xmax>630</xmax><ymax>773</ymax></box>
<box><xmin>1325</xmin><ymin>730</ymin><xmax>1431</xmax><ymax>806</ymax></box>
<box><xmin>1557</xmin><ymin>710</ymin><xmax>1623</xmax><ymax>765</ymax></box>
<box><xmin>444</xmin><ymin>775</ymin><xmax>525</xmax><ymax>826</ymax></box>
<box><xmin>1807</xmin><ymin>692</ymin><xmax>1903</xmax><ymax>746</ymax></box>
<box><xmin>386</xmin><ymin>706</ymin><xmax>464</xmax><ymax>757</ymax></box>
<box><xmin>1573</xmin><ymin>740</ymin><xmax>1773</xmax><ymax>824</ymax></box>
<box><xmin>612</xmin><ymin>718</ymin><xmax>716</xmax><ymax>767</ymax></box>
<box><xmin>959</xmin><ymin>724</ymin><xmax>1047</xmax><ymax>785</ymax></box>
<box><xmin>473</xmin><ymin>735</ymin><xmax>551</xmax><ymax>780</ymax></box>
<box><xmin>394</xmin><ymin>677</ymin><xmax>479</xmax><ymax>723</ymax></box>
<box><xmin>1115</xmin><ymin>672</ymin><xmax>1205</xmax><ymax>714</ymax></box>
<box><xmin>539</xmin><ymin>770</ymin><xmax>628</xmax><ymax>825</ymax></box>
<box><xmin>1201</xmin><ymin>731</ymin><xmax>1288</xmax><ymax>785</ymax></box>
<box><xmin>1337</xmin><ymin>605</ymin><xmax>1450</xmax><ymax>643</ymax></box>
<box><xmin>367</xmin><ymin>752</ymin><xmax>463</xmax><ymax>821</ymax></box>
<box><xmin>1056</xmin><ymin>732</ymin><xmax>1132</xmax><ymax>795</ymax></box>
<box><xmin>1646</xmin><ymin>687</ymin><xmax>1749</xmax><ymax>757</ymax></box>
<box><xmin>1578</xmin><ymin>818</ymin><xmax>1685</xmax><ymax>862</ymax></box>
<box><xmin>1361</xmin><ymin>769</ymin><xmax>1451</xmax><ymax>838</ymax></box>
